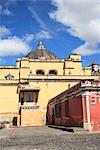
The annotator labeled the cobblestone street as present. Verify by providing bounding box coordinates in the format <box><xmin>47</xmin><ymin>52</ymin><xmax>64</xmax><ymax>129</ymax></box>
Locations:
<box><xmin>0</xmin><ymin>126</ymin><xmax>100</xmax><ymax>150</ymax></box>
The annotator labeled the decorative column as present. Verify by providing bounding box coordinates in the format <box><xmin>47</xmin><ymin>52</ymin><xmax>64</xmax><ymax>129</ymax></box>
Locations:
<box><xmin>82</xmin><ymin>91</ymin><xmax>91</xmax><ymax>131</ymax></box>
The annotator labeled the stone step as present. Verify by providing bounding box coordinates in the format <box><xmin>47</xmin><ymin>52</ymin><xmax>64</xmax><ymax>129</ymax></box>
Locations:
<box><xmin>47</xmin><ymin>125</ymin><xmax>89</xmax><ymax>132</ymax></box>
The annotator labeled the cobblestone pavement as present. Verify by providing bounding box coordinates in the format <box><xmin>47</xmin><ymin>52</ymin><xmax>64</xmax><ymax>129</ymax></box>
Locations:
<box><xmin>0</xmin><ymin>126</ymin><xmax>100</xmax><ymax>150</ymax></box>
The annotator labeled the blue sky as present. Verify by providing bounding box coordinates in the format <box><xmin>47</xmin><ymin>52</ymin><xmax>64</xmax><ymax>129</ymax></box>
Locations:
<box><xmin>0</xmin><ymin>0</ymin><xmax>100</xmax><ymax>66</ymax></box>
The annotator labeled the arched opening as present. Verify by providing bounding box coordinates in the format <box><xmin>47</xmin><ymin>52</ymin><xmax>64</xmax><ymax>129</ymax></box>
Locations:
<box><xmin>36</xmin><ymin>70</ymin><xmax>45</xmax><ymax>75</ymax></box>
<box><xmin>49</xmin><ymin>70</ymin><xmax>57</xmax><ymax>75</ymax></box>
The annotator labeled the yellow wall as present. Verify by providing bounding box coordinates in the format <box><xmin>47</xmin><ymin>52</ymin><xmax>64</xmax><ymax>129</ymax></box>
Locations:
<box><xmin>21</xmin><ymin>111</ymin><xmax>45</xmax><ymax>126</ymax></box>
<box><xmin>0</xmin><ymin>85</ymin><xmax>19</xmax><ymax>125</ymax></box>
<box><xmin>64</xmin><ymin>55</ymin><xmax>85</xmax><ymax>76</ymax></box>
<box><xmin>30</xmin><ymin>81</ymin><xmax>77</xmax><ymax>109</ymax></box>
<box><xmin>0</xmin><ymin>67</ymin><xmax>19</xmax><ymax>80</ymax></box>
<box><xmin>69</xmin><ymin>54</ymin><xmax>81</xmax><ymax>61</ymax></box>
<box><xmin>0</xmin><ymin>85</ymin><xmax>18</xmax><ymax>113</ymax></box>
<box><xmin>29</xmin><ymin>60</ymin><xmax>64</xmax><ymax>75</ymax></box>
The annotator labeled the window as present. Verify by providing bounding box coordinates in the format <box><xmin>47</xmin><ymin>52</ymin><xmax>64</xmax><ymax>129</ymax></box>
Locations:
<box><xmin>55</xmin><ymin>104</ymin><xmax>58</xmax><ymax>118</ymax></box>
<box><xmin>65</xmin><ymin>100</ymin><xmax>69</xmax><ymax>117</ymax></box>
<box><xmin>5</xmin><ymin>73</ymin><xmax>14</xmax><ymax>80</ymax></box>
<box><xmin>25</xmin><ymin>94</ymin><xmax>33</xmax><ymax>102</ymax></box>
<box><xmin>97</xmin><ymin>97</ymin><xmax>100</xmax><ymax>101</ymax></box>
<box><xmin>68</xmin><ymin>70</ymin><xmax>72</xmax><ymax>75</ymax></box>
<box><xmin>55</xmin><ymin>103</ymin><xmax>62</xmax><ymax>118</ymax></box>
<box><xmin>21</xmin><ymin>98</ymin><xmax>24</xmax><ymax>105</ymax></box>
<box><xmin>68</xmin><ymin>84</ymin><xmax>70</xmax><ymax>88</ymax></box>
<box><xmin>58</xmin><ymin>103</ymin><xmax>61</xmax><ymax>117</ymax></box>
<box><xmin>90</xmin><ymin>96</ymin><xmax>96</xmax><ymax>105</ymax></box>
<box><xmin>36</xmin><ymin>70</ymin><xmax>45</xmax><ymax>75</ymax></box>
<box><xmin>49</xmin><ymin>70</ymin><xmax>57</xmax><ymax>75</ymax></box>
<box><xmin>33</xmin><ymin>92</ymin><xmax>38</xmax><ymax>103</ymax></box>
<box><xmin>20</xmin><ymin>91</ymin><xmax>39</xmax><ymax>104</ymax></box>
<box><xmin>29</xmin><ymin>95</ymin><xmax>33</xmax><ymax>102</ymax></box>
<box><xmin>30</xmin><ymin>70</ymin><xmax>32</xmax><ymax>74</ymax></box>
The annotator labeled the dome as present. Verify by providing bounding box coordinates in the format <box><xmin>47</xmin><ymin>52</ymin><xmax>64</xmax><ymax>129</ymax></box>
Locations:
<box><xmin>26</xmin><ymin>41</ymin><xmax>58</xmax><ymax>59</ymax></box>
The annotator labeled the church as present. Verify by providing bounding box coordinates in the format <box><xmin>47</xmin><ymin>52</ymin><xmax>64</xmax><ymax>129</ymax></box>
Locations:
<box><xmin>0</xmin><ymin>41</ymin><xmax>100</xmax><ymax>127</ymax></box>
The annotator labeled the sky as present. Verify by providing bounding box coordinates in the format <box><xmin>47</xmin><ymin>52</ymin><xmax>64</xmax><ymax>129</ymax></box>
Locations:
<box><xmin>0</xmin><ymin>0</ymin><xmax>100</xmax><ymax>66</ymax></box>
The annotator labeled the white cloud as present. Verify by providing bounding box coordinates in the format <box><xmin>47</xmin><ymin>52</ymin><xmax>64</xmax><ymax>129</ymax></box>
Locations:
<box><xmin>0</xmin><ymin>31</ymin><xmax>52</xmax><ymax>57</ymax></box>
<box><xmin>23</xmin><ymin>31</ymin><xmax>52</xmax><ymax>42</ymax></box>
<box><xmin>49</xmin><ymin>0</ymin><xmax>100</xmax><ymax>56</ymax></box>
<box><xmin>28</xmin><ymin>7</ymin><xmax>47</xmax><ymax>30</ymax></box>
<box><xmin>0</xmin><ymin>20</ymin><xmax>53</xmax><ymax>57</ymax></box>
<box><xmin>0</xmin><ymin>27</ymin><xmax>52</xmax><ymax>57</ymax></box>
<box><xmin>36</xmin><ymin>30</ymin><xmax>52</xmax><ymax>39</ymax></box>
<box><xmin>0</xmin><ymin>26</ymin><xmax>11</xmax><ymax>37</ymax></box>
<box><xmin>28</xmin><ymin>5</ymin><xmax>55</xmax><ymax>36</ymax></box>
<box><xmin>74</xmin><ymin>42</ymin><xmax>100</xmax><ymax>56</ymax></box>
<box><xmin>3</xmin><ymin>8</ymin><xmax>12</xmax><ymax>16</ymax></box>
<box><xmin>23</xmin><ymin>34</ymin><xmax>34</xmax><ymax>42</ymax></box>
<box><xmin>0</xmin><ymin>36</ymin><xmax>30</xmax><ymax>56</ymax></box>
<box><xmin>0</xmin><ymin>0</ymin><xmax>16</xmax><ymax>16</ymax></box>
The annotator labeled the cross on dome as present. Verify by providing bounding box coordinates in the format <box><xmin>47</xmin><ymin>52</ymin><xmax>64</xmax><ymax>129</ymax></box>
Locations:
<box><xmin>38</xmin><ymin>41</ymin><xmax>45</xmax><ymax>50</ymax></box>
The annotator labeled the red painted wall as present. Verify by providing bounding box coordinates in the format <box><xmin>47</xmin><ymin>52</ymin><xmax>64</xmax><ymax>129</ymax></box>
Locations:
<box><xmin>68</xmin><ymin>95</ymin><xmax>83</xmax><ymax>127</ymax></box>
<box><xmin>47</xmin><ymin>95</ymin><xmax>83</xmax><ymax>127</ymax></box>
<box><xmin>89</xmin><ymin>94</ymin><xmax>100</xmax><ymax>131</ymax></box>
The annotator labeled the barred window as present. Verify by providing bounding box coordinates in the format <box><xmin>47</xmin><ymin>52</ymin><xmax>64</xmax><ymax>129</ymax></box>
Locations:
<box><xmin>58</xmin><ymin>103</ymin><xmax>61</xmax><ymax>118</ymax></box>
<box><xmin>36</xmin><ymin>70</ymin><xmax>45</xmax><ymax>75</ymax></box>
<box><xmin>55</xmin><ymin>104</ymin><xmax>58</xmax><ymax>118</ymax></box>
<box><xmin>65</xmin><ymin>100</ymin><xmax>69</xmax><ymax>117</ymax></box>
<box><xmin>49</xmin><ymin>70</ymin><xmax>57</xmax><ymax>75</ymax></box>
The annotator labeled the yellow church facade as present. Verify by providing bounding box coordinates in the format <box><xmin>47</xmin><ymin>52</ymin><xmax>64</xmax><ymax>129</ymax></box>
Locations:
<box><xmin>0</xmin><ymin>42</ymin><xmax>100</xmax><ymax>127</ymax></box>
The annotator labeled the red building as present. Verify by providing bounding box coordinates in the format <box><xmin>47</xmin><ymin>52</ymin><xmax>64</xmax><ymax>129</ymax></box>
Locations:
<box><xmin>47</xmin><ymin>80</ymin><xmax>100</xmax><ymax>131</ymax></box>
